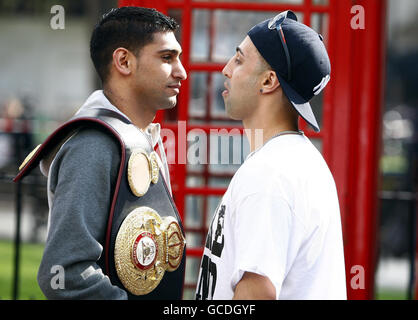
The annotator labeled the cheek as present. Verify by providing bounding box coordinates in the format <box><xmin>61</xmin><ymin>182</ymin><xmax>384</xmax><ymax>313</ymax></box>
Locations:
<box><xmin>153</xmin><ymin>66</ymin><xmax>172</xmax><ymax>90</ymax></box>
<box><xmin>136</xmin><ymin>61</ymin><xmax>171</xmax><ymax>84</ymax></box>
<box><xmin>232</xmin><ymin>73</ymin><xmax>256</xmax><ymax>96</ymax></box>
<box><xmin>137</xmin><ymin>71</ymin><xmax>165</xmax><ymax>92</ymax></box>
<box><xmin>157</xmin><ymin>63</ymin><xmax>172</xmax><ymax>80</ymax></box>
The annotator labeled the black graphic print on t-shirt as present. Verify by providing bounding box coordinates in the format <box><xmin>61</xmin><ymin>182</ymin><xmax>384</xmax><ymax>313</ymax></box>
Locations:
<box><xmin>196</xmin><ymin>204</ymin><xmax>225</xmax><ymax>300</ymax></box>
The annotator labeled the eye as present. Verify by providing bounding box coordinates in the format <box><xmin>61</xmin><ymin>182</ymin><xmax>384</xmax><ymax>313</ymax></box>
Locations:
<box><xmin>162</xmin><ymin>55</ymin><xmax>172</xmax><ymax>62</ymax></box>
<box><xmin>234</xmin><ymin>52</ymin><xmax>242</xmax><ymax>65</ymax></box>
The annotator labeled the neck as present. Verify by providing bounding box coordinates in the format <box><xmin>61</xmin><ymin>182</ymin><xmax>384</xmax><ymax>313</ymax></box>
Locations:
<box><xmin>263</xmin><ymin>125</ymin><xmax>299</xmax><ymax>142</ymax></box>
<box><xmin>103</xmin><ymin>85</ymin><xmax>155</xmax><ymax>130</ymax></box>
<box><xmin>244</xmin><ymin>124</ymin><xmax>299</xmax><ymax>152</ymax></box>
<box><xmin>243</xmin><ymin>97</ymin><xmax>299</xmax><ymax>152</ymax></box>
<box><xmin>243</xmin><ymin>117</ymin><xmax>299</xmax><ymax>153</ymax></box>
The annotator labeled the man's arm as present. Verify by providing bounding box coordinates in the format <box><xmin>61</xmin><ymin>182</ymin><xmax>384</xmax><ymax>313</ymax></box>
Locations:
<box><xmin>37</xmin><ymin>128</ymin><xmax>128</xmax><ymax>299</ymax></box>
<box><xmin>233</xmin><ymin>272</ymin><xmax>276</xmax><ymax>300</ymax></box>
<box><xmin>229</xmin><ymin>190</ymin><xmax>302</xmax><ymax>301</ymax></box>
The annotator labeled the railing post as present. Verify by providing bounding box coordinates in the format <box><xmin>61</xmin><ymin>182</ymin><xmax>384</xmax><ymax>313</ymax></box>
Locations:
<box><xmin>12</xmin><ymin>132</ymin><xmax>24</xmax><ymax>300</ymax></box>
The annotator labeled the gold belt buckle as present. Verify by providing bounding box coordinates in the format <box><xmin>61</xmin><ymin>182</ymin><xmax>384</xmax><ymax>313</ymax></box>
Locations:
<box><xmin>114</xmin><ymin>207</ymin><xmax>185</xmax><ymax>295</ymax></box>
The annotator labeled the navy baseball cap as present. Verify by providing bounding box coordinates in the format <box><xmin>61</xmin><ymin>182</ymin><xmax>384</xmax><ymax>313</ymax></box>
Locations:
<box><xmin>248</xmin><ymin>10</ymin><xmax>331</xmax><ymax>132</ymax></box>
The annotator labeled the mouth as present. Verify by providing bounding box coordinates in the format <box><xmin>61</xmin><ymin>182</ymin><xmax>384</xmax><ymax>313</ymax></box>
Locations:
<box><xmin>167</xmin><ymin>83</ymin><xmax>181</xmax><ymax>94</ymax></box>
<box><xmin>222</xmin><ymin>81</ymin><xmax>229</xmax><ymax>96</ymax></box>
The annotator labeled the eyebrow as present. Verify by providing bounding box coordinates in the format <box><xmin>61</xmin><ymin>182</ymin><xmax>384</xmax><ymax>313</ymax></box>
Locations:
<box><xmin>157</xmin><ymin>49</ymin><xmax>182</xmax><ymax>56</ymax></box>
<box><xmin>236</xmin><ymin>46</ymin><xmax>245</xmax><ymax>56</ymax></box>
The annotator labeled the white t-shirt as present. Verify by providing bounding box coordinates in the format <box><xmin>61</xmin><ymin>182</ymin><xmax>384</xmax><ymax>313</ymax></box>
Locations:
<box><xmin>195</xmin><ymin>133</ymin><xmax>347</xmax><ymax>300</ymax></box>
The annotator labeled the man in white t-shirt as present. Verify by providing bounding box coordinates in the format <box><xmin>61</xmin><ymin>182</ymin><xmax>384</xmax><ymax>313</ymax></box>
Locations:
<box><xmin>196</xmin><ymin>11</ymin><xmax>347</xmax><ymax>300</ymax></box>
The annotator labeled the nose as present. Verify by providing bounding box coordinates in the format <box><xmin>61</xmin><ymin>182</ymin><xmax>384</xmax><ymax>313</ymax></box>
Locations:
<box><xmin>173</xmin><ymin>59</ymin><xmax>187</xmax><ymax>81</ymax></box>
<box><xmin>222</xmin><ymin>58</ymin><xmax>233</xmax><ymax>79</ymax></box>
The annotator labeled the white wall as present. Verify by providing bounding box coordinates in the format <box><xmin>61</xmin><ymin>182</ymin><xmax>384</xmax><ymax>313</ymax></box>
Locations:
<box><xmin>0</xmin><ymin>17</ymin><xmax>95</xmax><ymax>120</ymax></box>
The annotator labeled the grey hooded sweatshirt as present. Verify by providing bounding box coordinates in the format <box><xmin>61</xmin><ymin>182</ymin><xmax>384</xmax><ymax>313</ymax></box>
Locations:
<box><xmin>37</xmin><ymin>91</ymin><xmax>169</xmax><ymax>299</ymax></box>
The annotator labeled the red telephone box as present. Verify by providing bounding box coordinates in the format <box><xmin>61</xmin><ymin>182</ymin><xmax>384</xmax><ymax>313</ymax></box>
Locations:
<box><xmin>119</xmin><ymin>0</ymin><xmax>387</xmax><ymax>300</ymax></box>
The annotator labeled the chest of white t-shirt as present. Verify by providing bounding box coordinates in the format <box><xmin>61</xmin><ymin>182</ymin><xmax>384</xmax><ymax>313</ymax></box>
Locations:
<box><xmin>196</xmin><ymin>134</ymin><xmax>347</xmax><ymax>300</ymax></box>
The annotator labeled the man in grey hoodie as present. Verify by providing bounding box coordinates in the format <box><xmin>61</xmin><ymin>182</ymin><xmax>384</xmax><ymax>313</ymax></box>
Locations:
<box><xmin>16</xmin><ymin>7</ymin><xmax>187</xmax><ymax>299</ymax></box>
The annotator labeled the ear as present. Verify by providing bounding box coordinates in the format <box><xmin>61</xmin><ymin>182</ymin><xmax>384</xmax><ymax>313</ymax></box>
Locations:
<box><xmin>260</xmin><ymin>70</ymin><xmax>280</xmax><ymax>94</ymax></box>
<box><xmin>112</xmin><ymin>47</ymin><xmax>133</xmax><ymax>76</ymax></box>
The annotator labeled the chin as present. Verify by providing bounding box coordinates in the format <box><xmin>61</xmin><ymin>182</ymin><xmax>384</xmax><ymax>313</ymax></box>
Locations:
<box><xmin>225</xmin><ymin>104</ymin><xmax>241</xmax><ymax>120</ymax></box>
<box><xmin>227</xmin><ymin>113</ymin><xmax>242</xmax><ymax>121</ymax></box>
<box><xmin>159</xmin><ymin>97</ymin><xmax>177</xmax><ymax>110</ymax></box>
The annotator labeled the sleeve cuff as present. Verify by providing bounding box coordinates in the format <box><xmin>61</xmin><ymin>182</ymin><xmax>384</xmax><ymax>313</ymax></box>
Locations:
<box><xmin>231</xmin><ymin>265</ymin><xmax>283</xmax><ymax>300</ymax></box>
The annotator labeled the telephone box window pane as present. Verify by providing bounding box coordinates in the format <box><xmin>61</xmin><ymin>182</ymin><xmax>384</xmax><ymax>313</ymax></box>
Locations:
<box><xmin>168</xmin><ymin>9</ymin><xmax>182</xmax><ymax>43</ymax></box>
<box><xmin>186</xmin><ymin>195</ymin><xmax>204</xmax><ymax>227</ymax></box>
<box><xmin>185</xmin><ymin>257</ymin><xmax>200</xmax><ymax>284</ymax></box>
<box><xmin>310</xmin><ymin>138</ymin><xmax>323</xmax><ymax>154</ymax></box>
<box><xmin>191</xmin><ymin>10</ymin><xmax>210</xmax><ymax>61</ymax></box>
<box><xmin>186</xmin><ymin>176</ymin><xmax>205</xmax><ymax>187</ymax></box>
<box><xmin>185</xmin><ymin>232</ymin><xmax>203</xmax><ymax>249</ymax></box>
<box><xmin>187</xmin><ymin>130</ymin><xmax>208</xmax><ymax>169</ymax></box>
<box><xmin>311</xmin><ymin>13</ymin><xmax>330</xmax><ymax>47</ymax></box>
<box><xmin>184</xmin><ymin>256</ymin><xmax>201</xmax><ymax>299</ymax></box>
<box><xmin>189</xmin><ymin>72</ymin><xmax>208</xmax><ymax>118</ymax></box>
<box><xmin>206</xmin><ymin>196</ymin><xmax>222</xmax><ymax>227</ymax></box>
<box><xmin>313</xmin><ymin>0</ymin><xmax>329</xmax><ymax>5</ymax></box>
<box><xmin>209</xmin><ymin>133</ymin><xmax>246</xmax><ymax>174</ymax></box>
<box><xmin>191</xmin><ymin>9</ymin><xmax>304</xmax><ymax>63</ymax></box>
<box><xmin>212</xmin><ymin>10</ymin><xmax>303</xmax><ymax>62</ymax></box>
<box><xmin>189</xmin><ymin>70</ymin><xmax>243</xmax><ymax>124</ymax></box>
<box><xmin>210</xmin><ymin>72</ymin><xmax>227</xmax><ymax>118</ymax></box>
<box><xmin>212</xmin><ymin>10</ymin><xmax>281</xmax><ymax>62</ymax></box>
<box><xmin>194</xmin><ymin>0</ymin><xmax>303</xmax><ymax>3</ymax></box>
<box><xmin>209</xmin><ymin>177</ymin><xmax>233</xmax><ymax>188</ymax></box>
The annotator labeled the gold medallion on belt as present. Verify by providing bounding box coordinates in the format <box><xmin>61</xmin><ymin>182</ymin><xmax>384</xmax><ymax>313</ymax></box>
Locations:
<box><xmin>127</xmin><ymin>149</ymin><xmax>159</xmax><ymax>197</ymax></box>
<box><xmin>114</xmin><ymin>206</ymin><xmax>185</xmax><ymax>295</ymax></box>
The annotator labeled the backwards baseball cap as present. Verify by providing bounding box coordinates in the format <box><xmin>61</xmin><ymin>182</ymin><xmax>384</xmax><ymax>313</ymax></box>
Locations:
<box><xmin>248</xmin><ymin>10</ymin><xmax>331</xmax><ymax>132</ymax></box>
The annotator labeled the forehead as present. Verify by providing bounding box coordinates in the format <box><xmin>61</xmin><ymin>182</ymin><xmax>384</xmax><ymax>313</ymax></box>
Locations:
<box><xmin>145</xmin><ymin>31</ymin><xmax>182</xmax><ymax>53</ymax></box>
<box><xmin>237</xmin><ymin>36</ymin><xmax>259</xmax><ymax>59</ymax></box>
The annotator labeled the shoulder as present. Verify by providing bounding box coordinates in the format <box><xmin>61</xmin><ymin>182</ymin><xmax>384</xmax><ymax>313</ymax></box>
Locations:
<box><xmin>227</xmin><ymin>156</ymin><xmax>278</xmax><ymax>206</ymax></box>
<box><xmin>63</xmin><ymin>126</ymin><xmax>121</xmax><ymax>154</ymax></box>
<box><xmin>228</xmin><ymin>135</ymin><xmax>322</xmax><ymax>201</ymax></box>
<box><xmin>55</xmin><ymin>126</ymin><xmax>121</xmax><ymax>165</ymax></box>
<box><xmin>254</xmin><ymin>134</ymin><xmax>326</xmax><ymax>176</ymax></box>
<box><xmin>49</xmin><ymin>127</ymin><xmax>122</xmax><ymax>190</ymax></box>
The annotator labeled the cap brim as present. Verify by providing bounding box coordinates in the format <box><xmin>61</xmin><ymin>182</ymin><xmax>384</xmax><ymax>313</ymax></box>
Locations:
<box><xmin>277</xmin><ymin>73</ymin><xmax>320</xmax><ymax>132</ymax></box>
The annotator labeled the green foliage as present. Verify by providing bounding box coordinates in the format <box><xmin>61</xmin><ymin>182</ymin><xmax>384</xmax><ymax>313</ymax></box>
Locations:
<box><xmin>375</xmin><ymin>288</ymin><xmax>409</xmax><ymax>300</ymax></box>
<box><xmin>0</xmin><ymin>240</ymin><xmax>45</xmax><ymax>300</ymax></box>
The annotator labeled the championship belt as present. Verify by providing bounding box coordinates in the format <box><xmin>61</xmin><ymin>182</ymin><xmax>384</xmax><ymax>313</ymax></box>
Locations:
<box><xmin>14</xmin><ymin>108</ymin><xmax>186</xmax><ymax>299</ymax></box>
<box><xmin>115</xmin><ymin>206</ymin><xmax>184</xmax><ymax>295</ymax></box>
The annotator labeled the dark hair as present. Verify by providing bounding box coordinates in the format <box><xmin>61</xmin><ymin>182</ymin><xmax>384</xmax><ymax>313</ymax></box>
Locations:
<box><xmin>90</xmin><ymin>6</ymin><xmax>179</xmax><ymax>83</ymax></box>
